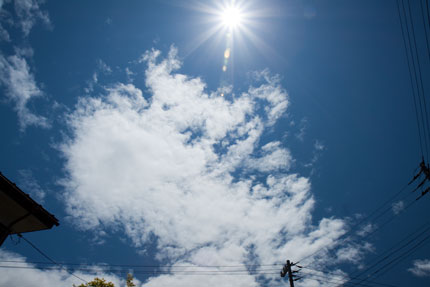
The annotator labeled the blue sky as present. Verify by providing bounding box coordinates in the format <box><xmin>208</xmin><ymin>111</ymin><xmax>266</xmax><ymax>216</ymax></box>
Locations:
<box><xmin>1</xmin><ymin>0</ymin><xmax>430</xmax><ymax>286</ymax></box>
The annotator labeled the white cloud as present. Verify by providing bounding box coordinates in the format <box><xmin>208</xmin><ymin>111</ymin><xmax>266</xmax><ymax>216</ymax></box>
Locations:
<box><xmin>0</xmin><ymin>0</ymin><xmax>11</xmax><ymax>41</ymax></box>
<box><xmin>0</xmin><ymin>54</ymin><xmax>50</xmax><ymax>130</ymax></box>
<box><xmin>84</xmin><ymin>60</ymin><xmax>114</xmax><ymax>93</ymax></box>
<box><xmin>295</xmin><ymin>118</ymin><xmax>308</xmax><ymax>141</ymax></box>
<box><xmin>0</xmin><ymin>1</ymin><xmax>51</xmax><ymax>130</ymax></box>
<box><xmin>245</xmin><ymin>141</ymin><xmax>293</xmax><ymax>172</ymax></box>
<box><xmin>314</xmin><ymin>140</ymin><xmax>324</xmax><ymax>151</ymax></box>
<box><xmin>409</xmin><ymin>259</ymin><xmax>430</xmax><ymax>277</ymax></box>
<box><xmin>304</xmin><ymin>140</ymin><xmax>325</xmax><ymax>172</ymax></box>
<box><xmin>13</xmin><ymin>0</ymin><xmax>50</xmax><ymax>37</ymax></box>
<box><xmin>0</xmin><ymin>0</ymin><xmax>50</xmax><ymax>41</ymax></box>
<box><xmin>0</xmin><ymin>249</ymin><xmax>128</xmax><ymax>287</ymax></box>
<box><xmin>97</xmin><ymin>59</ymin><xmax>112</xmax><ymax>74</ymax></box>
<box><xmin>299</xmin><ymin>268</ymin><xmax>349</xmax><ymax>286</ymax></box>
<box><xmin>335</xmin><ymin>242</ymin><xmax>372</xmax><ymax>264</ymax></box>
<box><xmin>60</xmin><ymin>47</ymin><xmax>361</xmax><ymax>286</ymax></box>
<box><xmin>392</xmin><ymin>200</ymin><xmax>404</xmax><ymax>215</ymax></box>
<box><xmin>18</xmin><ymin>169</ymin><xmax>45</xmax><ymax>203</ymax></box>
<box><xmin>356</xmin><ymin>223</ymin><xmax>374</xmax><ymax>237</ymax></box>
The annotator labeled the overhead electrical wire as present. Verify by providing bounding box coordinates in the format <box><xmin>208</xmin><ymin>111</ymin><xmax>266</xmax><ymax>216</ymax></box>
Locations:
<box><xmin>301</xmin><ymin>1</ymin><xmax>430</xmax><ymax>283</ymax></box>
<box><xmin>0</xmin><ymin>263</ymin><xmax>401</xmax><ymax>287</ymax></box>
<box><xmin>337</xmin><ymin>222</ymin><xmax>430</xmax><ymax>286</ymax></box>
<box><xmin>405</xmin><ymin>0</ymin><xmax>430</xmax><ymax>163</ymax></box>
<box><xmin>300</xmin><ymin>268</ymin><xmax>400</xmax><ymax>287</ymax></box>
<box><xmin>0</xmin><ymin>265</ymin><xmax>280</xmax><ymax>275</ymax></box>
<box><xmin>0</xmin><ymin>264</ymin><xmax>281</xmax><ymax>274</ymax></box>
<box><xmin>295</xmin><ymin>180</ymin><xmax>414</xmax><ymax>267</ymax></box>
<box><xmin>0</xmin><ymin>259</ymin><xmax>283</xmax><ymax>269</ymax></box>
<box><xmin>351</xmin><ymin>234</ymin><xmax>430</xmax><ymax>286</ymax></box>
<box><xmin>299</xmin><ymin>273</ymin><xmax>377</xmax><ymax>287</ymax></box>
<box><xmin>298</xmin><ymin>187</ymin><xmax>427</xmax><ymax>285</ymax></box>
<box><xmin>420</xmin><ymin>0</ymin><xmax>430</xmax><ymax>59</ymax></box>
<box><xmin>427</xmin><ymin>0</ymin><xmax>430</xmax><ymax>38</ymax></box>
<box><xmin>4</xmin><ymin>3</ymin><xmax>430</xmax><ymax>286</ymax></box>
<box><xmin>358</xmin><ymin>193</ymin><xmax>418</xmax><ymax>242</ymax></box>
<box><xmin>15</xmin><ymin>234</ymin><xmax>87</xmax><ymax>284</ymax></box>
<box><xmin>397</xmin><ymin>0</ymin><xmax>426</xmax><ymax>159</ymax></box>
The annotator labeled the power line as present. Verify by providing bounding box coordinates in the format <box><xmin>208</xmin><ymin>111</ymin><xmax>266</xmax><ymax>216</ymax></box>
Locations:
<box><xmin>338</xmin><ymin>222</ymin><xmax>430</xmax><ymax>286</ymax></box>
<box><xmin>300</xmin><ymin>268</ymin><xmax>400</xmax><ymax>287</ymax></box>
<box><xmin>396</xmin><ymin>0</ymin><xmax>426</xmax><ymax>159</ymax></box>
<box><xmin>358</xmin><ymin>193</ymin><xmax>418</xmax><ymax>242</ymax></box>
<box><xmin>0</xmin><ymin>260</ymin><xmax>283</xmax><ymax>270</ymax></box>
<box><xmin>0</xmin><ymin>265</ymin><xmax>282</xmax><ymax>275</ymax></box>
<box><xmin>405</xmin><ymin>0</ymin><xmax>430</xmax><ymax>162</ymax></box>
<box><xmin>0</xmin><ymin>265</ymin><xmax>280</xmax><ymax>273</ymax></box>
<box><xmin>352</xmin><ymin>234</ymin><xmax>430</xmax><ymax>286</ymax></box>
<box><xmin>16</xmin><ymin>234</ymin><xmax>87</xmax><ymax>284</ymax></box>
<box><xmin>427</xmin><ymin>0</ymin><xmax>430</xmax><ymax>41</ymax></box>
<box><xmin>300</xmin><ymin>273</ymin><xmax>376</xmax><ymax>287</ymax></box>
<box><xmin>295</xmin><ymin>181</ymin><xmax>412</xmax><ymax>266</ymax></box>
<box><xmin>420</xmin><ymin>0</ymin><xmax>430</xmax><ymax>60</ymax></box>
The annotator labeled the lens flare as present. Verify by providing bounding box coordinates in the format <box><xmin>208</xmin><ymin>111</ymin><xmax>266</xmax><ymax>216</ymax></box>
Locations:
<box><xmin>221</xmin><ymin>6</ymin><xmax>242</xmax><ymax>28</ymax></box>
<box><xmin>224</xmin><ymin>48</ymin><xmax>231</xmax><ymax>58</ymax></box>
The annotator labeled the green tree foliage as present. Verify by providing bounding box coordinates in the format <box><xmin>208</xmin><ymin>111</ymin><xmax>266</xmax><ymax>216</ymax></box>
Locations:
<box><xmin>74</xmin><ymin>277</ymin><xmax>115</xmax><ymax>287</ymax></box>
<box><xmin>73</xmin><ymin>273</ymin><xmax>135</xmax><ymax>287</ymax></box>
<box><xmin>126</xmin><ymin>274</ymin><xmax>136</xmax><ymax>287</ymax></box>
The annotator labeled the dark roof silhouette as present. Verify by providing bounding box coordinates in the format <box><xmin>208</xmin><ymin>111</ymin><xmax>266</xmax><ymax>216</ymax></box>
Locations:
<box><xmin>0</xmin><ymin>172</ymin><xmax>59</xmax><ymax>246</ymax></box>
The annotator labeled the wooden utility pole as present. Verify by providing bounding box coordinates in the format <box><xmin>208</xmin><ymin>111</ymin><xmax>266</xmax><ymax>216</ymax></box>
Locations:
<box><xmin>280</xmin><ymin>259</ymin><xmax>301</xmax><ymax>287</ymax></box>
<box><xmin>286</xmin><ymin>260</ymin><xmax>295</xmax><ymax>287</ymax></box>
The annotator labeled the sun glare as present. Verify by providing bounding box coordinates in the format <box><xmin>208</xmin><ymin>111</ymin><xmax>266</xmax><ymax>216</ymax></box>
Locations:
<box><xmin>221</xmin><ymin>6</ymin><xmax>242</xmax><ymax>29</ymax></box>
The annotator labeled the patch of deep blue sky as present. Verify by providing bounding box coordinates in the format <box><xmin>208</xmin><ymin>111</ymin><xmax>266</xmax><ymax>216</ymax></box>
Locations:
<box><xmin>1</xmin><ymin>0</ymin><xmax>429</xmax><ymax>286</ymax></box>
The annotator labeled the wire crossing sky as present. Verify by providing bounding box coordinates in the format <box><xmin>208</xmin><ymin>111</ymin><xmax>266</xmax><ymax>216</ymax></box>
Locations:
<box><xmin>0</xmin><ymin>0</ymin><xmax>430</xmax><ymax>287</ymax></box>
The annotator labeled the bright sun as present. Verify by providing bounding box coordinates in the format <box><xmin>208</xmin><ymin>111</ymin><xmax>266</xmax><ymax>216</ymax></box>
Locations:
<box><xmin>221</xmin><ymin>6</ymin><xmax>243</xmax><ymax>29</ymax></box>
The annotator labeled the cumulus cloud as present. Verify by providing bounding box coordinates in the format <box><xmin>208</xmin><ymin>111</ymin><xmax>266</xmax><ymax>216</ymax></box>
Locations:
<box><xmin>60</xmin><ymin>47</ymin><xmax>360</xmax><ymax>286</ymax></box>
<box><xmin>0</xmin><ymin>54</ymin><xmax>50</xmax><ymax>130</ymax></box>
<box><xmin>0</xmin><ymin>249</ymin><xmax>127</xmax><ymax>287</ymax></box>
<box><xmin>245</xmin><ymin>141</ymin><xmax>293</xmax><ymax>172</ymax></box>
<box><xmin>409</xmin><ymin>259</ymin><xmax>430</xmax><ymax>277</ymax></box>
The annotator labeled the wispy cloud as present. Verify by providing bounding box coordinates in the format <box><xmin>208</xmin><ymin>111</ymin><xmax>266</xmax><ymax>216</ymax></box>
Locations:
<box><xmin>0</xmin><ymin>249</ymin><xmax>129</xmax><ymax>287</ymax></box>
<box><xmin>295</xmin><ymin>117</ymin><xmax>308</xmax><ymax>142</ymax></box>
<box><xmin>60</xmin><ymin>47</ymin><xmax>362</xmax><ymax>286</ymax></box>
<box><xmin>0</xmin><ymin>0</ymin><xmax>51</xmax><ymax>129</ymax></box>
<box><xmin>0</xmin><ymin>54</ymin><xmax>50</xmax><ymax>130</ymax></box>
<box><xmin>392</xmin><ymin>200</ymin><xmax>404</xmax><ymax>215</ymax></box>
<box><xmin>0</xmin><ymin>0</ymin><xmax>12</xmax><ymax>42</ymax></box>
<box><xmin>409</xmin><ymin>259</ymin><xmax>430</xmax><ymax>277</ymax></box>
<box><xmin>18</xmin><ymin>169</ymin><xmax>45</xmax><ymax>203</ymax></box>
<box><xmin>0</xmin><ymin>0</ymin><xmax>50</xmax><ymax>40</ymax></box>
<box><xmin>13</xmin><ymin>0</ymin><xmax>51</xmax><ymax>37</ymax></box>
<box><xmin>304</xmin><ymin>140</ymin><xmax>325</xmax><ymax>174</ymax></box>
<box><xmin>97</xmin><ymin>59</ymin><xmax>112</xmax><ymax>74</ymax></box>
<box><xmin>84</xmin><ymin>59</ymin><xmax>113</xmax><ymax>93</ymax></box>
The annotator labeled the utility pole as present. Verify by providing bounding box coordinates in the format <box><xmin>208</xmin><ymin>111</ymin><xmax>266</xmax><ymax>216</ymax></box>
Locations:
<box><xmin>280</xmin><ymin>260</ymin><xmax>302</xmax><ymax>287</ymax></box>
<box><xmin>286</xmin><ymin>260</ymin><xmax>294</xmax><ymax>287</ymax></box>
